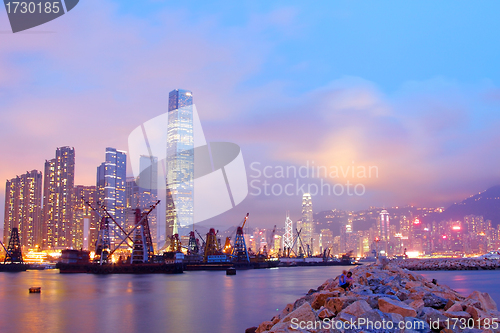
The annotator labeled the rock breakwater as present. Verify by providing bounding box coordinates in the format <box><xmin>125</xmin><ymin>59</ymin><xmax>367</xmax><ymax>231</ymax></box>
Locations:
<box><xmin>248</xmin><ymin>263</ymin><xmax>500</xmax><ymax>332</ymax></box>
<box><xmin>393</xmin><ymin>258</ymin><xmax>500</xmax><ymax>271</ymax></box>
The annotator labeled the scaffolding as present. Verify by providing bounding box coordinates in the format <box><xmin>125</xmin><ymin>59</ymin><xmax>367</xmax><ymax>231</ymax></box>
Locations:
<box><xmin>4</xmin><ymin>228</ymin><xmax>23</xmax><ymax>264</ymax></box>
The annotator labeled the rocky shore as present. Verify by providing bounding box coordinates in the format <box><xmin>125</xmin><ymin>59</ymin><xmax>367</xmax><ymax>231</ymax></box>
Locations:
<box><xmin>248</xmin><ymin>263</ymin><xmax>500</xmax><ymax>333</ymax></box>
<box><xmin>393</xmin><ymin>258</ymin><xmax>500</xmax><ymax>271</ymax></box>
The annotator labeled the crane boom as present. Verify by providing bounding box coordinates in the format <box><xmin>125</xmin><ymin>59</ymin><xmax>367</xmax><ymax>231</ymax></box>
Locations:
<box><xmin>241</xmin><ymin>213</ymin><xmax>249</xmax><ymax>228</ymax></box>
<box><xmin>195</xmin><ymin>230</ymin><xmax>206</xmax><ymax>246</ymax></box>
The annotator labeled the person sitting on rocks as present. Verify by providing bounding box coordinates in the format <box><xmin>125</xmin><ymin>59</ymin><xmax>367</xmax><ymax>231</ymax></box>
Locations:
<box><xmin>339</xmin><ymin>270</ymin><xmax>349</xmax><ymax>290</ymax></box>
<box><xmin>346</xmin><ymin>271</ymin><xmax>354</xmax><ymax>290</ymax></box>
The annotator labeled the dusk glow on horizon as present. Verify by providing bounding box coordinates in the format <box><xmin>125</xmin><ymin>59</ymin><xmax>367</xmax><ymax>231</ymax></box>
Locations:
<box><xmin>1</xmin><ymin>1</ymin><xmax>500</xmax><ymax>228</ymax></box>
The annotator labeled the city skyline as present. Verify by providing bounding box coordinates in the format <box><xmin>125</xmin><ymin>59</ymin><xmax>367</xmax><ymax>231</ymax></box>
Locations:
<box><xmin>1</xmin><ymin>1</ymin><xmax>500</xmax><ymax>229</ymax></box>
<box><xmin>3</xmin><ymin>144</ymin><xmax>499</xmax><ymax>254</ymax></box>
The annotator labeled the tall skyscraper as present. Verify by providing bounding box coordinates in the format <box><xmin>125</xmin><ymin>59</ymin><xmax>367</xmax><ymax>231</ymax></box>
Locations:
<box><xmin>379</xmin><ymin>209</ymin><xmax>390</xmax><ymax>242</ymax></box>
<box><xmin>43</xmin><ymin>147</ymin><xmax>75</xmax><ymax>249</ymax></box>
<box><xmin>96</xmin><ymin>147</ymin><xmax>126</xmax><ymax>246</ymax></box>
<box><xmin>3</xmin><ymin>170</ymin><xmax>43</xmax><ymax>248</ymax></box>
<box><xmin>166</xmin><ymin>89</ymin><xmax>194</xmax><ymax>239</ymax></box>
<box><xmin>282</xmin><ymin>213</ymin><xmax>293</xmax><ymax>254</ymax></box>
<box><xmin>73</xmin><ymin>185</ymin><xmax>98</xmax><ymax>250</ymax></box>
<box><xmin>299</xmin><ymin>193</ymin><xmax>313</xmax><ymax>252</ymax></box>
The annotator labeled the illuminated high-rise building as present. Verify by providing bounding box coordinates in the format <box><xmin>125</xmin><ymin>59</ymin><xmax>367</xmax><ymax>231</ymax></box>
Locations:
<box><xmin>319</xmin><ymin>229</ymin><xmax>333</xmax><ymax>254</ymax></box>
<box><xmin>282</xmin><ymin>213</ymin><xmax>293</xmax><ymax>254</ymax></box>
<box><xmin>73</xmin><ymin>185</ymin><xmax>98</xmax><ymax>250</ymax></box>
<box><xmin>378</xmin><ymin>209</ymin><xmax>390</xmax><ymax>241</ymax></box>
<box><xmin>166</xmin><ymin>89</ymin><xmax>194</xmax><ymax>239</ymax></box>
<box><xmin>96</xmin><ymin>147</ymin><xmax>126</xmax><ymax>246</ymax></box>
<box><xmin>298</xmin><ymin>193</ymin><xmax>313</xmax><ymax>251</ymax></box>
<box><xmin>43</xmin><ymin>147</ymin><xmax>75</xmax><ymax>249</ymax></box>
<box><xmin>3</xmin><ymin>170</ymin><xmax>42</xmax><ymax>248</ymax></box>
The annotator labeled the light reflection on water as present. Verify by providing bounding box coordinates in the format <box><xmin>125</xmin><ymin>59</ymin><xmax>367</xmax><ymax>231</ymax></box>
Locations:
<box><xmin>0</xmin><ymin>266</ymin><xmax>346</xmax><ymax>333</ymax></box>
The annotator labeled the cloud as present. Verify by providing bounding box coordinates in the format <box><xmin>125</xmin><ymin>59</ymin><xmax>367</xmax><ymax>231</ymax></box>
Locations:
<box><xmin>1</xmin><ymin>1</ymin><xmax>499</xmax><ymax>229</ymax></box>
<box><xmin>217</xmin><ymin>77</ymin><xmax>500</xmax><ymax>217</ymax></box>
<box><xmin>0</xmin><ymin>0</ymin><xmax>302</xmax><ymax>228</ymax></box>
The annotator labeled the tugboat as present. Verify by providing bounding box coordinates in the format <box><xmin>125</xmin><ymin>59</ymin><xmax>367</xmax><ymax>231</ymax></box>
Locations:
<box><xmin>0</xmin><ymin>228</ymin><xmax>29</xmax><ymax>272</ymax></box>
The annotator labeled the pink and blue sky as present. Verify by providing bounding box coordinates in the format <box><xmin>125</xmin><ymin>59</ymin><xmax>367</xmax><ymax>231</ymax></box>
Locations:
<box><xmin>1</xmin><ymin>1</ymin><xmax>500</xmax><ymax>228</ymax></box>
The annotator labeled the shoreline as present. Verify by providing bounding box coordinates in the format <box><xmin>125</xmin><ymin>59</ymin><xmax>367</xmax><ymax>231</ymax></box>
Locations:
<box><xmin>249</xmin><ymin>262</ymin><xmax>500</xmax><ymax>333</ymax></box>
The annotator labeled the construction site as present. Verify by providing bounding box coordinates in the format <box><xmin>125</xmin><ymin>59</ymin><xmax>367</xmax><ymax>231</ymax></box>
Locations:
<box><xmin>0</xmin><ymin>191</ymin><xmax>357</xmax><ymax>275</ymax></box>
<box><xmin>52</xmin><ymin>197</ymin><xmax>356</xmax><ymax>274</ymax></box>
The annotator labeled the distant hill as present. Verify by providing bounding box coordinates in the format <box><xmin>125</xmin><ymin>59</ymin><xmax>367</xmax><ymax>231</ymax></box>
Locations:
<box><xmin>428</xmin><ymin>185</ymin><xmax>500</xmax><ymax>227</ymax></box>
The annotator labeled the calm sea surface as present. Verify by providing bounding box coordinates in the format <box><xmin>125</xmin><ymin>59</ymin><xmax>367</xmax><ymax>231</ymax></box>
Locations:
<box><xmin>1</xmin><ymin>267</ymin><xmax>499</xmax><ymax>333</ymax></box>
<box><xmin>418</xmin><ymin>270</ymin><xmax>500</xmax><ymax>305</ymax></box>
<box><xmin>0</xmin><ymin>266</ymin><xmax>346</xmax><ymax>333</ymax></box>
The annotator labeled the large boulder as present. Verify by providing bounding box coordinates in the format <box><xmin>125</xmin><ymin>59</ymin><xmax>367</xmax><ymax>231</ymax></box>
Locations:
<box><xmin>378</xmin><ymin>297</ymin><xmax>417</xmax><ymax>317</ymax></box>
<box><xmin>432</xmin><ymin>290</ymin><xmax>462</xmax><ymax>302</ymax></box>
<box><xmin>396</xmin><ymin>289</ymin><xmax>410</xmax><ymax>301</ymax></box>
<box><xmin>342</xmin><ymin>300</ymin><xmax>372</xmax><ymax>316</ymax></box>
<box><xmin>255</xmin><ymin>321</ymin><xmax>273</xmax><ymax>333</ymax></box>
<box><xmin>467</xmin><ymin>291</ymin><xmax>498</xmax><ymax>311</ymax></box>
<box><xmin>443</xmin><ymin>311</ymin><xmax>471</xmax><ymax>319</ymax></box>
<box><xmin>282</xmin><ymin>302</ymin><xmax>316</xmax><ymax>324</ymax></box>
<box><xmin>267</xmin><ymin>322</ymin><xmax>290</xmax><ymax>333</ymax></box>
<box><xmin>423</xmin><ymin>292</ymin><xmax>448</xmax><ymax>309</ymax></box>
<box><xmin>292</xmin><ymin>295</ymin><xmax>313</xmax><ymax>310</ymax></box>
<box><xmin>445</xmin><ymin>301</ymin><xmax>464</xmax><ymax>313</ymax></box>
<box><xmin>364</xmin><ymin>293</ymin><xmax>400</xmax><ymax>308</ymax></box>
<box><xmin>317</xmin><ymin>307</ymin><xmax>335</xmax><ymax>320</ymax></box>
<box><xmin>419</xmin><ymin>307</ymin><xmax>448</xmax><ymax>329</ymax></box>
<box><xmin>336</xmin><ymin>311</ymin><xmax>357</xmax><ymax>323</ymax></box>
<box><xmin>408</xmin><ymin>299</ymin><xmax>425</xmax><ymax>312</ymax></box>
<box><xmin>405</xmin><ymin>281</ymin><xmax>421</xmax><ymax>290</ymax></box>
<box><xmin>466</xmin><ymin>305</ymin><xmax>491</xmax><ymax>323</ymax></box>
<box><xmin>325</xmin><ymin>296</ymin><xmax>357</xmax><ymax>314</ymax></box>
<box><xmin>310</xmin><ymin>291</ymin><xmax>336</xmax><ymax>310</ymax></box>
<box><xmin>357</xmin><ymin>309</ymin><xmax>386</xmax><ymax>328</ymax></box>
<box><xmin>351</xmin><ymin>286</ymin><xmax>373</xmax><ymax>296</ymax></box>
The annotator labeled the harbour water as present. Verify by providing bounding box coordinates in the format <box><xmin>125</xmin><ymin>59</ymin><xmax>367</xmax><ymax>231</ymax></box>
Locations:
<box><xmin>1</xmin><ymin>267</ymin><xmax>500</xmax><ymax>333</ymax></box>
<box><xmin>419</xmin><ymin>270</ymin><xmax>500</xmax><ymax>305</ymax></box>
<box><xmin>0</xmin><ymin>267</ymin><xmax>346</xmax><ymax>333</ymax></box>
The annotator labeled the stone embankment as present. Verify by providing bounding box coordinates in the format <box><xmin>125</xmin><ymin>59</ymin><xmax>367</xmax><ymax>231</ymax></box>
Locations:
<box><xmin>248</xmin><ymin>263</ymin><xmax>500</xmax><ymax>333</ymax></box>
<box><xmin>393</xmin><ymin>258</ymin><xmax>500</xmax><ymax>271</ymax></box>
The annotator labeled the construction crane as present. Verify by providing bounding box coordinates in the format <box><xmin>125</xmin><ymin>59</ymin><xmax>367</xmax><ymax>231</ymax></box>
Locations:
<box><xmin>106</xmin><ymin>200</ymin><xmax>160</xmax><ymax>262</ymax></box>
<box><xmin>195</xmin><ymin>230</ymin><xmax>206</xmax><ymax>249</ymax></box>
<box><xmin>231</xmin><ymin>213</ymin><xmax>250</xmax><ymax>263</ymax></box>
<box><xmin>203</xmin><ymin>228</ymin><xmax>220</xmax><ymax>262</ymax></box>
<box><xmin>83</xmin><ymin>197</ymin><xmax>136</xmax><ymax>264</ymax></box>
<box><xmin>188</xmin><ymin>231</ymin><xmax>199</xmax><ymax>254</ymax></box>
<box><xmin>2</xmin><ymin>228</ymin><xmax>23</xmax><ymax>264</ymax></box>
<box><xmin>222</xmin><ymin>237</ymin><xmax>232</xmax><ymax>254</ymax></box>
<box><xmin>285</xmin><ymin>228</ymin><xmax>303</xmax><ymax>258</ymax></box>
<box><xmin>130</xmin><ymin>208</ymin><xmax>155</xmax><ymax>264</ymax></box>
